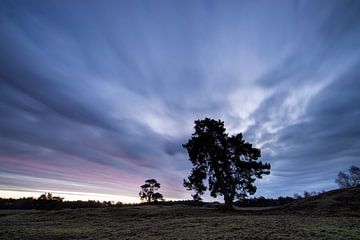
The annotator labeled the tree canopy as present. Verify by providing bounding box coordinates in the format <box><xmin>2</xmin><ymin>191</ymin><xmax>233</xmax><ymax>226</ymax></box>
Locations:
<box><xmin>139</xmin><ymin>179</ymin><xmax>164</xmax><ymax>203</ymax></box>
<box><xmin>335</xmin><ymin>165</ymin><xmax>360</xmax><ymax>188</ymax></box>
<box><xmin>183</xmin><ymin>118</ymin><xmax>271</xmax><ymax>207</ymax></box>
<box><xmin>38</xmin><ymin>192</ymin><xmax>63</xmax><ymax>202</ymax></box>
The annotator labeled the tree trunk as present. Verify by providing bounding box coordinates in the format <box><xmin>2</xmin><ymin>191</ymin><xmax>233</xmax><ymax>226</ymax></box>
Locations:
<box><xmin>223</xmin><ymin>195</ymin><xmax>234</xmax><ymax>210</ymax></box>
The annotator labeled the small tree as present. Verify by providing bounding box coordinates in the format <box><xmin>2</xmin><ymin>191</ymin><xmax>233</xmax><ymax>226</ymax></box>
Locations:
<box><xmin>38</xmin><ymin>192</ymin><xmax>63</xmax><ymax>201</ymax></box>
<box><xmin>183</xmin><ymin>118</ymin><xmax>271</xmax><ymax>208</ymax></box>
<box><xmin>335</xmin><ymin>165</ymin><xmax>360</xmax><ymax>188</ymax></box>
<box><xmin>139</xmin><ymin>179</ymin><xmax>164</xmax><ymax>203</ymax></box>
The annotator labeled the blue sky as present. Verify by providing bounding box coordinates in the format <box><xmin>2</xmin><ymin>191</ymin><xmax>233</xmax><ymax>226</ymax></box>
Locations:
<box><xmin>0</xmin><ymin>0</ymin><xmax>360</xmax><ymax>202</ymax></box>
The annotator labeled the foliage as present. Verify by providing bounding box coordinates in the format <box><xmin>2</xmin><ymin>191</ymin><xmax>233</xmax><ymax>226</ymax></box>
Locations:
<box><xmin>303</xmin><ymin>191</ymin><xmax>323</xmax><ymax>199</ymax></box>
<box><xmin>38</xmin><ymin>192</ymin><xmax>64</xmax><ymax>201</ymax></box>
<box><xmin>183</xmin><ymin>118</ymin><xmax>271</xmax><ymax>206</ymax></box>
<box><xmin>0</xmin><ymin>193</ymin><xmax>123</xmax><ymax>210</ymax></box>
<box><xmin>235</xmin><ymin>196</ymin><xmax>295</xmax><ymax>207</ymax></box>
<box><xmin>335</xmin><ymin>165</ymin><xmax>360</xmax><ymax>188</ymax></box>
<box><xmin>139</xmin><ymin>179</ymin><xmax>164</xmax><ymax>203</ymax></box>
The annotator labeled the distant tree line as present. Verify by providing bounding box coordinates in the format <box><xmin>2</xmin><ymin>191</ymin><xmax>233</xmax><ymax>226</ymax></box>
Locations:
<box><xmin>235</xmin><ymin>191</ymin><xmax>328</xmax><ymax>207</ymax></box>
<box><xmin>1</xmin><ymin>190</ymin><xmax>327</xmax><ymax>210</ymax></box>
<box><xmin>235</xmin><ymin>196</ymin><xmax>295</xmax><ymax>207</ymax></box>
<box><xmin>0</xmin><ymin>192</ymin><xmax>123</xmax><ymax>210</ymax></box>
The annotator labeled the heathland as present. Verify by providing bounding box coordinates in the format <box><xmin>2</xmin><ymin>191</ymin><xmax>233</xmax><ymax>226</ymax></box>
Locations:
<box><xmin>1</xmin><ymin>187</ymin><xmax>359</xmax><ymax>240</ymax></box>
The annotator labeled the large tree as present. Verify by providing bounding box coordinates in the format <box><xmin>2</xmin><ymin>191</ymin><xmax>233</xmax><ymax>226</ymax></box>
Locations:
<box><xmin>139</xmin><ymin>179</ymin><xmax>164</xmax><ymax>203</ymax></box>
<box><xmin>183</xmin><ymin>118</ymin><xmax>271</xmax><ymax>207</ymax></box>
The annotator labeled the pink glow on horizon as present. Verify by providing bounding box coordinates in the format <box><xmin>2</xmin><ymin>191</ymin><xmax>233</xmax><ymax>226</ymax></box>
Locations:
<box><xmin>0</xmin><ymin>153</ymin><xmax>190</xmax><ymax>201</ymax></box>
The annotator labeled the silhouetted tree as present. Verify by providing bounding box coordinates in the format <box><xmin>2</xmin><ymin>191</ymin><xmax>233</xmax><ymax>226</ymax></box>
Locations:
<box><xmin>152</xmin><ymin>192</ymin><xmax>164</xmax><ymax>202</ymax></box>
<box><xmin>293</xmin><ymin>193</ymin><xmax>302</xmax><ymax>199</ymax></box>
<box><xmin>235</xmin><ymin>196</ymin><xmax>295</xmax><ymax>207</ymax></box>
<box><xmin>139</xmin><ymin>179</ymin><xmax>164</xmax><ymax>202</ymax></box>
<box><xmin>303</xmin><ymin>191</ymin><xmax>318</xmax><ymax>198</ymax></box>
<box><xmin>335</xmin><ymin>165</ymin><xmax>360</xmax><ymax>188</ymax></box>
<box><xmin>38</xmin><ymin>192</ymin><xmax>64</xmax><ymax>201</ymax></box>
<box><xmin>183</xmin><ymin>118</ymin><xmax>271</xmax><ymax>208</ymax></box>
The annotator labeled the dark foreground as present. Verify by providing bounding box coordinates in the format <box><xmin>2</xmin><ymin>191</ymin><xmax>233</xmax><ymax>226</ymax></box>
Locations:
<box><xmin>1</xmin><ymin>205</ymin><xmax>360</xmax><ymax>240</ymax></box>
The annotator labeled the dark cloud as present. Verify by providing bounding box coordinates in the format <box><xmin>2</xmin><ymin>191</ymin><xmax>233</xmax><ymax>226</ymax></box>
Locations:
<box><xmin>0</xmin><ymin>0</ymin><xmax>360</xmax><ymax>200</ymax></box>
<box><xmin>246</xmin><ymin>58</ymin><xmax>360</xmax><ymax>196</ymax></box>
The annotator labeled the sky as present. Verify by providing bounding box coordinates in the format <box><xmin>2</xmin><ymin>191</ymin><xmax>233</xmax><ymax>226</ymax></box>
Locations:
<box><xmin>1</xmin><ymin>0</ymin><xmax>360</xmax><ymax>203</ymax></box>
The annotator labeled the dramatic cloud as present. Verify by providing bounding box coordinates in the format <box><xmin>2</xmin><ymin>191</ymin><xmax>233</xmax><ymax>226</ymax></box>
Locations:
<box><xmin>0</xmin><ymin>0</ymin><xmax>359</xmax><ymax>201</ymax></box>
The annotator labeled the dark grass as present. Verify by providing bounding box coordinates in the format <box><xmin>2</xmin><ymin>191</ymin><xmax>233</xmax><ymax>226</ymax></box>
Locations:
<box><xmin>1</xmin><ymin>205</ymin><xmax>360</xmax><ymax>240</ymax></box>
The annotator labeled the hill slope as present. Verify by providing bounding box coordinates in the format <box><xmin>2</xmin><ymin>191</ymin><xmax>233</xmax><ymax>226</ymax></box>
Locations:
<box><xmin>282</xmin><ymin>186</ymin><xmax>360</xmax><ymax>216</ymax></box>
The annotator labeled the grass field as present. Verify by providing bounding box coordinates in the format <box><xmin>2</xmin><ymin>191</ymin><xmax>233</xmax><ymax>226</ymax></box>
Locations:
<box><xmin>1</xmin><ymin>205</ymin><xmax>360</xmax><ymax>240</ymax></box>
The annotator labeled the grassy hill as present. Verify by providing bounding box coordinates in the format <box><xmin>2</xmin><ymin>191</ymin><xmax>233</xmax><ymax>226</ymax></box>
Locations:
<box><xmin>0</xmin><ymin>187</ymin><xmax>359</xmax><ymax>239</ymax></box>
<box><xmin>282</xmin><ymin>186</ymin><xmax>360</xmax><ymax>216</ymax></box>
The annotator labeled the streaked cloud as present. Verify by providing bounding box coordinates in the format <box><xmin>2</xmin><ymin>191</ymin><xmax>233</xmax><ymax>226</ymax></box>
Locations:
<box><xmin>0</xmin><ymin>0</ymin><xmax>360</xmax><ymax>201</ymax></box>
